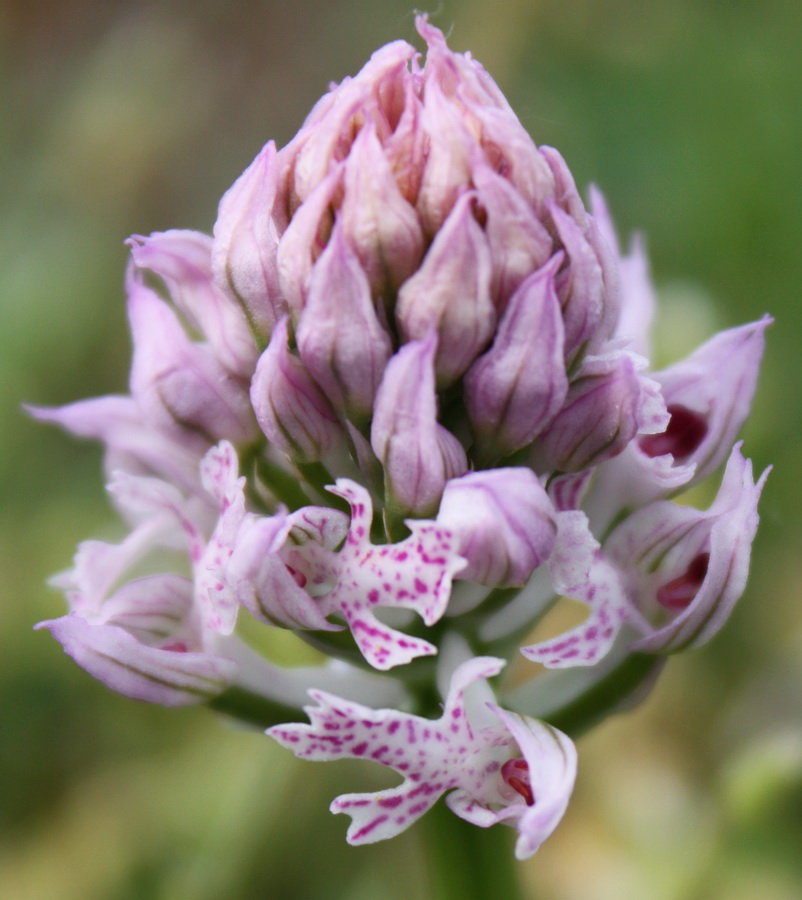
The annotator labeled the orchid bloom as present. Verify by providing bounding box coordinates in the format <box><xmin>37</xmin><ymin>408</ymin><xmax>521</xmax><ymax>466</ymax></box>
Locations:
<box><xmin>268</xmin><ymin>657</ymin><xmax>577</xmax><ymax>860</ymax></box>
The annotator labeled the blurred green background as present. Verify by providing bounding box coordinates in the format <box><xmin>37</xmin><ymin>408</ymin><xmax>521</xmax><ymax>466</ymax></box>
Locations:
<box><xmin>1</xmin><ymin>1</ymin><xmax>799</xmax><ymax>897</ymax></box>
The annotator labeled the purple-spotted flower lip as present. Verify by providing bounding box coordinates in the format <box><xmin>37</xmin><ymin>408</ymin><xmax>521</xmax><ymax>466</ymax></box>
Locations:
<box><xmin>315</xmin><ymin>479</ymin><xmax>467</xmax><ymax>669</ymax></box>
<box><xmin>523</xmin><ymin>442</ymin><xmax>770</xmax><ymax>668</ymax></box>
<box><xmin>267</xmin><ymin>656</ymin><xmax>577</xmax><ymax>858</ymax></box>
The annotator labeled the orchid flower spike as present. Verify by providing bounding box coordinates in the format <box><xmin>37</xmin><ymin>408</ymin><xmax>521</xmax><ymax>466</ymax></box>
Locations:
<box><xmin>31</xmin><ymin>13</ymin><xmax>770</xmax><ymax>863</ymax></box>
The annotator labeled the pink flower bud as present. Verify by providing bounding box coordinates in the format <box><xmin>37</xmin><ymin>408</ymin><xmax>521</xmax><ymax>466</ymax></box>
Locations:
<box><xmin>287</xmin><ymin>40</ymin><xmax>417</xmax><ymax>206</ymax></box>
<box><xmin>437</xmin><ymin>468</ymin><xmax>556</xmax><ymax>587</ymax></box>
<box><xmin>465</xmin><ymin>253</ymin><xmax>567</xmax><ymax>458</ymax></box>
<box><xmin>396</xmin><ymin>192</ymin><xmax>495</xmax><ymax>385</ymax></box>
<box><xmin>540</xmin><ymin>350</ymin><xmax>641</xmax><ymax>472</ymax></box>
<box><xmin>212</xmin><ymin>141</ymin><xmax>285</xmax><ymax>340</ymax></box>
<box><xmin>341</xmin><ymin>122</ymin><xmax>425</xmax><ymax>292</ymax></box>
<box><xmin>540</xmin><ymin>145</ymin><xmax>588</xmax><ymax>228</ymax></box>
<box><xmin>371</xmin><ymin>334</ymin><xmax>467</xmax><ymax>515</ymax></box>
<box><xmin>472</xmin><ymin>163</ymin><xmax>553</xmax><ymax>308</ymax></box>
<box><xmin>250</xmin><ymin>316</ymin><xmax>342</xmax><ymax>462</ymax></box>
<box><xmin>295</xmin><ymin>221</ymin><xmax>393</xmax><ymax>424</ymax></box>
<box><xmin>550</xmin><ymin>203</ymin><xmax>610</xmax><ymax>361</ymax></box>
<box><xmin>276</xmin><ymin>166</ymin><xmax>340</xmax><ymax>316</ymax></box>
<box><xmin>416</xmin><ymin>77</ymin><xmax>475</xmax><ymax>235</ymax></box>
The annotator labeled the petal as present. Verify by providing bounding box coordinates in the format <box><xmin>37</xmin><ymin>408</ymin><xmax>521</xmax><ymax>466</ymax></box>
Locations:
<box><xmin>195</xmin><ymin>442</ymin><xmax>249</xmax><ymax>633</ymax></box>
<box><xmin>128</xmin><ymin>229</ymin><xmax>257</xmax><ymax>377</ymax></box>
<box><xmin>618</xmin><ymin>444</ymin><xmax>771</xmax><ymax>653</ymax></box>
<box><xmin>488</xmin><ymin>709</ymin><xmax>577</xmax><ymax>859</ymax></box>
<box><xmin>228</xmin><ymin>513</ymin><xmax>339</xmax><ymax>631</ymax></box>
<box><xmin>520</xmin><ymin>511</ymin><xmax>642</xmax><ymax>668</ymax></box>
<box><xmin>267</xmin><ymin>656</ymin><xmax>507</xmax><ymax>843</ymax></box>
<box><xmin>644</xmin><ymin>317</ymin><xmax>772</xmax><ymax>482</ymax></box>
<box><xmin>127</xmin><ymin>272</ymin><xmax>256</xmax><ymax>446</ymax></box>
<box><xmin>520</xmin><ymin>554</ymin><xmax>631</xmax><ymax>669</ymax></box>
<box><xmin>99</xmin><ymin>574</ymin><xmax>198</xmax><ymax>647</ymax></box>
<box><xmin>319</xmin><ymin>480</ymin><xmax>467</xmax><ymax>669</ymax></box>
<box><xmin>27</xmin><ymin>397</ymin><xmax>205</xmax><ymax>493</ymax></box>
<box><xmin>37</xmin><ymin>615</ymin><xmax>235</xmax><ymax>705</ymax></box>
<box><xmin>590</xmin><ymin>186</ymin><xmax>656</xmax><ymax>359</ymax></box>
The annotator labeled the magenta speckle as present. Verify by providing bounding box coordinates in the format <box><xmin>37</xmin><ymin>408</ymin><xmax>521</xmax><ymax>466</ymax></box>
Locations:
<box><xmin>353</xmin><ymin>815</ymin><xmax>389</xmax><ymax>841</ymax></box>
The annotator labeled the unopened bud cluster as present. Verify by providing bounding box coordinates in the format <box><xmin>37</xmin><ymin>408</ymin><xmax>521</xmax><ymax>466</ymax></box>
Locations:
<box><xmin>33</xmin><ymin>18</ymin><xmax>770</xmax><ymax>860</ymax></box>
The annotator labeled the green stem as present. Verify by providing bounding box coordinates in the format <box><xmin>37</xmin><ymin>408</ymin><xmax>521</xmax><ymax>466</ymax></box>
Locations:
<box><xmin>421</xmin><ymin>800</ymin><xmax>524</xmax><ymax>900</ymax></box>
<box><xmin>296</xmin><ymin>461</ymin><xmax>350</xmax><ymax>512</ymax></box>
<box><xmin>207</xmin><ymin>685</ymin><xmax>302</xmax><ymax>730</ymax></box>
<box><xmin>255</xmin><ymin>456</ymin><xmax>311</xmax><ymax>510</ymax></box>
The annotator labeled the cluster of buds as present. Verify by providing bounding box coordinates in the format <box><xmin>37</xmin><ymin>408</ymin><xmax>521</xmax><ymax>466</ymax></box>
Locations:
<box><xmin>32</xmin><ymin>18</ymin><xmax>770</xmax><ymax>859</ymax></box>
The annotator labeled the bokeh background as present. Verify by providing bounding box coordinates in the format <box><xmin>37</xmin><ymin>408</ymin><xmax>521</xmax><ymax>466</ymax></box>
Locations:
<box><xmin>2</xmin><ymin>1</ymin><xmax>799</xmax><ymax>897</ymax></box>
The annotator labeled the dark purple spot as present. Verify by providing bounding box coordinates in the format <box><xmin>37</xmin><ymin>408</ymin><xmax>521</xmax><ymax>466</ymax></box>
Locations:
<box><xmin>353</xmin><ymin>815</ymin><xmax>388</xmax><ymax>840</ymax></box>
<box><xmin>639</xmin><ymin>405</ymin><xmax>708</xmax><ymax>462</ymax></box>
<box><xmin>657</xmin><ymin>552</ymin><xmax>710</xmax><ymax>610</ymax></box>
